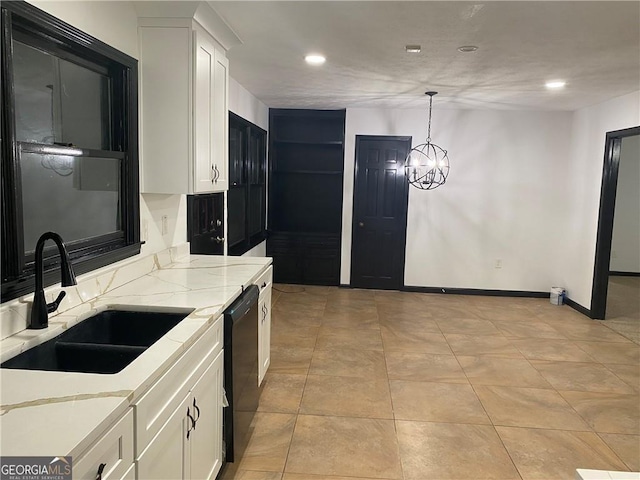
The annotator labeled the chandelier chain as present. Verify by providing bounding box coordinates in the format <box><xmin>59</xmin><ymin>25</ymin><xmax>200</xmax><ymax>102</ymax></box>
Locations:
<box><xmin>426</xmin><ymin>94</ymin><xmax>433</xmax><ymax>143</ymax></box>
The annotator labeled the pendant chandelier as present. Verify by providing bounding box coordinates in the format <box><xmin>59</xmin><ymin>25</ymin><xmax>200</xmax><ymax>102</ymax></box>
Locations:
<box><xmin>405</xmin><ymin>91</ymin><xmax>450</xmax><ymax>190</ymax></box>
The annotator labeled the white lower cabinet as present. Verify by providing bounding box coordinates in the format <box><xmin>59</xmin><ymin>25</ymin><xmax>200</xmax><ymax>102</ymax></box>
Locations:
<box><xmin>136</xmin><ymin>393</ymin><xmax>191</xmax><ymax>480</ymax></box>
<box><xmin>136</xmin><ymin>351</ymin><xmax>223</xmax><ymax>480</ymax></box>
<box><xmin>73</xmin><ymin>409</ymin><xmax>134</xmax><ymax>480</ymax></box>
<box><xmin>188</xmin><ymin>350</ymin><xmax>224</xmax><ymax>480</ymax></box>
<box><xmin>257</xmin><ymin>267</ymin><xmax>273</xmax><ymax>386</ymax></box>
<box><xmin>132</xmin><ymin>316</ymin><xmax>223</xmax><ymax>480</ymax></box>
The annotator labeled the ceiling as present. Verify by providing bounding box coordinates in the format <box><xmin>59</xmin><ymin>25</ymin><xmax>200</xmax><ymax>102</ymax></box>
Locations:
<box><xmin>208</xmin><ymin>1</ymin><xmax>640</xmax><ymax>111</ymax></box>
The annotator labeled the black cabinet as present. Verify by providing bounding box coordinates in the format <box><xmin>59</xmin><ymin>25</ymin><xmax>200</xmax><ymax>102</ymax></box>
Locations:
<box><xmin>187</xmin><ymin>193</ymin><xmax>224</xmax><ymax>255</ymax></box>
<box><xmin>268</xmin><ymin>233</ymin><xmax>340</xmax><ymax>285</ymax></box>
<box><xmin>228</xmin><ymin>113</ymin><xmax>267</xmax><ymax>256</ymax></box>
<box><xmin>267</xmin><ymin>109</ymin><xmax>345</xmax><ymax>285</ymax></box>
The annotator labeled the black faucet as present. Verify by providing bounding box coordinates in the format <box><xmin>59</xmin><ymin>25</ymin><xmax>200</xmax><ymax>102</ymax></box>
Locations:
<box><xmin>28</xmin><ymin>232</ymin><xmax>77</xmax><ymax>329</ymax></box>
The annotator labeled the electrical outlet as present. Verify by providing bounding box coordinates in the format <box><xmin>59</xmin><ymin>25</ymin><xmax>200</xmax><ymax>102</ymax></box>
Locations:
<box><xmin>612</xmin><ymin>250</ymin><xmax>618</xmax><ymax>259</ymax></box>
<box><xmin>495</xmin><ymin>259</ymin><xmax>502</xmax><ymax>269</ymax></box>
<box><xmin>161</xmin><ymin>215</ymin><xmax>168</xmax><ymax>235</ymax></box>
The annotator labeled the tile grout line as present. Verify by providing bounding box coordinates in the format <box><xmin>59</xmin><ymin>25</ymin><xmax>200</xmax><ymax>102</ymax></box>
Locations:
<box><xmin>272</xmin><ymin>286</ymin><xmax>329</xmax><ymax>480</ymax></box>
<box><xmin>438</xmin><ymin>313</ymin><xmax>525</xmax><ymax>480</ymax></box>
<box><xmin>375</xmin><ymin>300</ymin><xmax>407</xmax><ymax>480</ymax></box>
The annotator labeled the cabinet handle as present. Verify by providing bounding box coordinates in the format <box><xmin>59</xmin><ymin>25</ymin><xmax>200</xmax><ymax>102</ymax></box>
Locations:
<box><xmin>193</xmin><ymin>398</ymin><xmax>201</xmax><ymax>426</ymax></box>
<box><xmin>95</xmin><ymin>463</ymin><xmax>106</xmax><ymax>480</ymax></box>
<box><xmin>186</xmin><ymin>406</ymin><xmax>196</xmax><ymax>440</ymax></box>
<box><xmin>261</xmin><ymin>281</ymin><xmax>267</xmax><ymax>289</ymax></box>
<box><xmin>214</xmin><ymin>236</ymin><xmax>224</xmax><ymax>244</ymax></box>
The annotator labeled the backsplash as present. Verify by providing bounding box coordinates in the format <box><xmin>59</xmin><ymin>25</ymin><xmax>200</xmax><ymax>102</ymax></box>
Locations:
<box><xmin>0</xmin><ymin>243</ymin><xmax>190</xmax><ymax>341</ymax></box>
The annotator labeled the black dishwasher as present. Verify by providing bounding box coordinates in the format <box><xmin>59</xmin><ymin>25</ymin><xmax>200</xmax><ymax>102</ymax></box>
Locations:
<box><xmin>222</xmin><ymin>285</ymin><xmax>260</xmax><ymax>467</ymax></box>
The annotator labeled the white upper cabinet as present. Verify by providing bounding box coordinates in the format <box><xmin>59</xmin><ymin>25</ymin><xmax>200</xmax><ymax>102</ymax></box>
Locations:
<box><xmin>193</xmin><ymin>28</ymin><xmax>228</xmax><ymax>193</ymax></box>
<box><xmin>139</xmin><ymin>12</ymin><xmax>232</xmax><ymax>194</ymax></box>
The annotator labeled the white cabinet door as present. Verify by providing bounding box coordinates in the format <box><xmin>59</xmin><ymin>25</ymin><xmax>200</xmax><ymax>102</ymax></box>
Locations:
<box><xmin>258</xmin><ymin>285</ymin><xmax>272</xmax><ymax>386</ymax></box>
<box><xmin>188</xmin><ymin>350</ymin><xmax>224</xmax><ymax>480</ymax></box>
<box><xmin>137</xmin><ymin>394</ymin><xmax>191</xmax><ymax>480</ymax></box>
<box><xmin>193</xmin><ymin>28</ymin><xmax>228</xmax><ymax>193</ymax></box>
<box><xmin>139</xmin><ymin>24</ymin><xmax>191</xmax><ymax>194</ymax></box>
<box><xmin>193</xmin><ymin>28</ymin><xmax>217</xmax><ymax>194</ymax></box>
<box><xmin>211</xmin><ymin>49</ymin><xmax>228</xmax><ymax>192</ymax></box>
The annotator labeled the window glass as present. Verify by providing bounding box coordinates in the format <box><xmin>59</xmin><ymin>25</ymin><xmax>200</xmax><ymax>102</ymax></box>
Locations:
<box><xmin>13</xmin><ymin>40</ymin><xmax>112</xmax><ymax>150</ymax></box>
<box><xmin>20</xmin><ymin>152</ymin><xmax>121</xmax><ymax>251</ymax></box>
<box><xmin>2</xmin><ymin>2</ymin><xmax>140</xmax><ymax>303</ymax></box>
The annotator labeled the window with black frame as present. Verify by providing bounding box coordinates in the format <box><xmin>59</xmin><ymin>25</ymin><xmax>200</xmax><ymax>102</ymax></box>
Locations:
<box><xmin>1</xmin><ymin>3</ymin><xmax>140</xmax><ymax>302</ymax></box>
<box><xmin>228</xmin><ymin>112</ymin><xmax>267</xmax><ymax>256</ymax></box>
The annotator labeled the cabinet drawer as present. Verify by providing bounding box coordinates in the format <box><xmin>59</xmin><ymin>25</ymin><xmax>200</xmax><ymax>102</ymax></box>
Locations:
<box><xmin>134</xmin><ymin>316</ymin><xmax>222</xmax><ymax>455</ymax></box>
<box><xmin>73</xmin><ymin>409</ymin><xmax>134</xmax><ymax>480</ymax></box>
<box><xmin>255</xmin><ymin>266</ymin><xmax>273</xmax><ymax>298</ymax></box>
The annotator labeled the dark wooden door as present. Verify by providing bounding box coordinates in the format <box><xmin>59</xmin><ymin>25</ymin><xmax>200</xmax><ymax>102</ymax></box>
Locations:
<box><xmin>351</xmin><ymin>136</ymin><xmax>411</xmax><ymax>289</ymax></box>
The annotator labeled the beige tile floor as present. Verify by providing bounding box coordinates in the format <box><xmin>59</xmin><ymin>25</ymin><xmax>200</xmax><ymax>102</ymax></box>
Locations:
<box><xmin>605</xmin><ymin>276</ymin><xmax>640</xmax><ymax>345</ymax></box>
<box><xmin>223</xmin><ymin>286</ymin><xmax>640</xmax><ymax>480</ymax></box>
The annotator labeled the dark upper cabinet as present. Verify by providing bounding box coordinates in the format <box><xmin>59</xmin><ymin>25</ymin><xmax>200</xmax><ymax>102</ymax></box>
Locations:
<box><xmin>228</xmin><ymin>112</ymin><xmax>267</xmax><ymax>256</ymax></box>
<box><xmin>229</xmin><ymin>121</ymin><xmax>246</xmax><ymax>187</ymax></box>
<box><xmin>248</xmin><ymin>129</ymin><xmax>265</xmax><ymax>185</ymax></box>
<box><xmin>187</xmin><ymin>193</ymin><xmax>224</xmax><ymax>255</ymax></box>
<box><xmin>267</xmin><ymin>109</ymin><xmax>345</xmax><ymax>285</ymax></box>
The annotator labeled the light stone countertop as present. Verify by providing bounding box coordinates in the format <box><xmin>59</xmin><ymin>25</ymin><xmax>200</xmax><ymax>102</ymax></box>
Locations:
<box><xmin>0</xmin><ymin>253</ymin><xmax>272</xmax><ymax>460</ymax></box>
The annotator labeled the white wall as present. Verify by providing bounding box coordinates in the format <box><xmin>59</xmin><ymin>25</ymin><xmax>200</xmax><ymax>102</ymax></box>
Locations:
<box><xmin>611</xmin><ymin>135</ymin><xmax>640</xmax><ymax>273</ymax></box>
<box><xmin>242</xmin><ymin>242</ymin><xmax>267</xmax><ymax>258</ymax></box>
<box><xmin>343</xmin><ymin>108</ymin><xmax>574</xmax><ymax>292</ymax></box>
<box><xmin>29</xmin><ymin>1</ymin><xmax>138</xmax><ymax>59</ymax></box>
<box><xmin>229</xmin><ymin>78</ymin><xmax>269</xmax><ymax>131</ymax></box>
<box><xmin>560</xmin><ymin>91</ymin><xmax>640</xmax><ymax>308</ymax></box>
<box><xmin>29</xmin><ymin>1</ymin><xmax>188</xmax><ymax>256</ymax></box>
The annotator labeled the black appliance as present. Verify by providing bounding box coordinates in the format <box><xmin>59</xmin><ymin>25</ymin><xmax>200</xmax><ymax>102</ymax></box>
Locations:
<box><xmin>222</xmin><ymin>285</ymin><xmax>260</xmax><ymax>466</ymax></box>
<box><xmin>187</xmin><ymin>193</ymin><xmax>224</xmax><ymax>255</ymax></box>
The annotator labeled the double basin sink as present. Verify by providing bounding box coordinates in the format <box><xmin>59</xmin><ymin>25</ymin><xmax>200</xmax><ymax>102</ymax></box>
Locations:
<box><xmin>1</xmin><ymin>309</ymin><xmax>191</xmax><ymax>374</ymax></box>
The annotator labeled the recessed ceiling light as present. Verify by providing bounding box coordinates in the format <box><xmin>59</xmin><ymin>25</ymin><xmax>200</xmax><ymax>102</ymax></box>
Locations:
<box><xmin>457</xmin><ymin>45</ymin><xmax>478</xmax><ymax>53</ymax></box>
<box><xmin>545</xmin><ymin>80</ymin><xmax>566</xmax><ymax>89</ymax></box>
<box><xmin>305</xmin><ymin>54</ymin><xmax>326</xmax><ymax>65</ymax></box>
<box><xmin>405</xmin><ymin>45</ymin><xmax>421</xmax><ymax>53</ymax></box>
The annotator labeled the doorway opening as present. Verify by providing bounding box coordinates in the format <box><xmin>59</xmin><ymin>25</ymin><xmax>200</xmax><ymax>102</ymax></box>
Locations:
<box><xmin>350</xmin><ymin>135</ymin><xmax>411</xmax><ymax>290</ymax></box>
<box><xmin>591</xmin><ymin>126</ymin><xmax>640</xmax><ymax>325</ymax></box>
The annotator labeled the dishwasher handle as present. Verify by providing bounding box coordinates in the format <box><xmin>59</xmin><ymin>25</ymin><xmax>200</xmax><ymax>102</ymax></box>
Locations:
<box><xmin>224</xmin><ymin>285</ymin><xmax>259</xmax><ymax>322</ymax></box>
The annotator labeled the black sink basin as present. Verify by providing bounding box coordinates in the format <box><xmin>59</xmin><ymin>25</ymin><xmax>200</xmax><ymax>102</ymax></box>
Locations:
<box><xmin>1</xmin><ymin>309</ymin><xmax>190</xmax><ymax>374</ymax></box>
<box><xmin>58</xmin><ymin>310</ymin><xmax>189</xmax><ymax>347</ymax></box>
<box><xmin>1</xmin><ymin>339</ymin><xmax>146</xmax><ymax>374</ymax></box>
